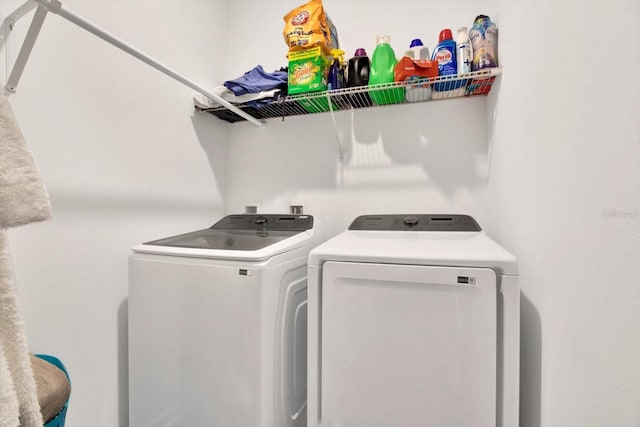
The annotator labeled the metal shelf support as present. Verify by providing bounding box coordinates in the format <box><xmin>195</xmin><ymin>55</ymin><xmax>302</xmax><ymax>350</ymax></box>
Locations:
<box><xmin>199</xmin><ymin>68</ymin><xmax>502</xmax><ymax>125</ymax></box>
<box><xmin>2</xmin><ymin>0</ymin><xmax>265</xmax><ymax>127</ymax></box>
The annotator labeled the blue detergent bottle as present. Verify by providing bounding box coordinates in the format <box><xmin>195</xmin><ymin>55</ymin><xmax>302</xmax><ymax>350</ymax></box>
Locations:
<box><xmin>432</xmin><ymin>28</ymin><xmax>463</xmax><ymax>92</ymax></box>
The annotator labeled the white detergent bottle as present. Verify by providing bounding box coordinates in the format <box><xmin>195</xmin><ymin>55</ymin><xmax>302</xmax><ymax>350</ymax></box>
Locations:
<box><xmin>456</xmin><ymin>27</ymin><xmax>472</xmax><ymax>74</ymax></box>
<box><xmin>405</xmin><ymin>38</ymin><xmax>430</xmax><ymax>60</ymax></box>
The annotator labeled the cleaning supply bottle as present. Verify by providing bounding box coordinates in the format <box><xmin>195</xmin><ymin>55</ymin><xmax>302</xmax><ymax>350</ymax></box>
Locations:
<box><xmin>469</xmin><ymin>15</ymin><xmax>498</xmax><ymax>70</ymax></box>
<box><xmin>405</xmin><ymin>38</ymin><xmax>430</xmax><ymax>60</ymax></box>
<box><xmin>345</xmin><ymin>48</ymin><xmax>372</xmax><ymax>106</ymax></box>
<box><xmin>456</xmin><ymin>27</ymin><xmax>472</xmax><ymax>74</ymax></box>
<box><xmin>369</xmin><ymin>34</ymin><xmax>403</xmax><ymax>105</ymax></box>
<box><xmin>346</xmin><ymin>48</ymin><xmax>370</xmax><ymax>87</ymax></box>
<box><xmin>432</xmin><ymin>28</ymin><xmax>461</xmax><ymax>92</ymax></box>
<box><xmin>432</xmin><ymin>29</ymin><xmax>457</xmax><ymax>76</ymax></box>
<box><xmin>328</xmin><ymin>48</ymin><xmax>345</xmax><ymax>90</ymax></box>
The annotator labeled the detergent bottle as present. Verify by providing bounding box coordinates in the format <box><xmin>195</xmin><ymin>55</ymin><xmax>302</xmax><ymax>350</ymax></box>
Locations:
<box><xmin>328</xmin><ymin>48</ymin><xmax>345</xmax><ymax>90</ymax></box>
<box><xmin>369</xmin><ymin>34</ymin><xmax>403</xmax><ymax>105</ymax></box>
<box><xmin>347</xmin><ymin>48</ymin><xmax>370</xmax><ymax>87</ymax></box>
<box><xmin>469</xmin><ymin>15</ymin><xmax>498</xmax><ymax>70</ymax></box>
<box><xmin>456</xmin><ymin>27</ymin><xmax>472</xmax><ymax>74</ymax></box>
<box><xmin>432</xmin><ymin>28</ymin><xmax>463</xmax><ymax>93</ymax></box>
<box><xmin>405</xmin><ymin>38</ymin><xmax>430</xmax><ymax>60</ymax></box>
<box><xmin>432</xmin><ymin>29</ymin><xmax>457</xmax><ymax>76</ymax></box>
<box><xmin>346</xmin><ymin>48</ymin><xmax>372</xmax><ymax>106</ymax></box>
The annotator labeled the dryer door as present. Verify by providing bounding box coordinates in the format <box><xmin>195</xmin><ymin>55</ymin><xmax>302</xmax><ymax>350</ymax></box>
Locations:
<box><xmin>320</xmin><ymin>262</ymin><xmax>497</xmax><ymax>427</ymax></box>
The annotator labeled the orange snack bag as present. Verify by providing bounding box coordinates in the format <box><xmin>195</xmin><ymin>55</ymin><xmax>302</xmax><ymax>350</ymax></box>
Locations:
<box><xmin>283</xmin><ymin>0</ymin><xmax>331</xmax><ymax>52</ymax></box>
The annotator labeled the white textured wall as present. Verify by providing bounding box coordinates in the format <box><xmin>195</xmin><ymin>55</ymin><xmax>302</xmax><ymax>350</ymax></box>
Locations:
<box><xmin>487</xmin><ymin>2</ymin><xmax>640</xmax><ymax>426</ymax></box>
<box><xmin>226</xmin><ymin>1</ymin><xmax>640</xmax><ymax>426</ymax></box>
<box><xmin>0</xmin><ymin>1</ymin><xmax>229</xmax><ymax>426</ymax></box>
<box><xmin>226</xmin><ymin>0</ymin><xmax>496</xmax><ymax>234</ymax></box>
<box><xmin>1</xmin><ymin>1</ymin><xmax>638</xmax><ymax>426</ymax></box>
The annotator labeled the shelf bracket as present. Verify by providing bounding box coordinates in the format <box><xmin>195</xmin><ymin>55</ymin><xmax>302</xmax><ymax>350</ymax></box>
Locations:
<box><xmin>1</xmin><ymin>1</ymin><xmax>38</xmax><ymax>33</ymax></box>
<box><xmin>5</xmin><ymin>2</ymin><xmax>49</xmax><ymax>93</ymax></box>
<box><xmin>326</xmin><ymin>90</ymin><xmax>345</xmax><ymax>161</ymax></box>
<box><xmin>2</xmin><ymin>0</ymin><xmax>265</xmax><ymax>127</ymax></box>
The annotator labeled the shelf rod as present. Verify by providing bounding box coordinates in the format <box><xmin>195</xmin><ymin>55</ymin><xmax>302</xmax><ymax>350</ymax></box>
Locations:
<box><xmin>7</xmin><ymin>0</ymin><xmax>265</xmax><ymax>127</ymax></box>
<box><xmin>5</xmin><ymin>3</ymin><xmax>48</xmax><ymax>93</ymax></box>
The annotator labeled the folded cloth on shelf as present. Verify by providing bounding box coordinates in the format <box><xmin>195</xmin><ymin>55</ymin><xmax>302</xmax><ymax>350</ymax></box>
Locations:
<box><xmin>0</xmin><ymin>90</ymin><xmax>51</xmax><ymax>427</ymax></box>
<box><xmin>193</xmin><ymin>86</ymin><xmax>282</xmax><ymax>110</ymax></box>
<box><xmin>223</xmin><ymin>65</ymin><xmax>288</xmax><ymax>96</ymax></box>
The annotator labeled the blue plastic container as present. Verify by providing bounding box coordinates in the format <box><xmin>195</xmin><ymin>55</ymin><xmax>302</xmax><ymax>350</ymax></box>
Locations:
<box><xmin>432</xmin><ymin>28</ymin><xmax>465</xmax><ymax>92</ymax></box>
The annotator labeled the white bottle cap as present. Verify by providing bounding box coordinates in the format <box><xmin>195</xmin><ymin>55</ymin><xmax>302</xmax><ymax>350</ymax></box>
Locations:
<box><xmin>376</xmin><ymin>34</ymin><xmax>391</xmax><ymax>45</ymax></box>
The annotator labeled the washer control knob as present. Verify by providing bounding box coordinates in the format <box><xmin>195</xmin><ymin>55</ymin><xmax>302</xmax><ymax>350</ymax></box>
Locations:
<box><xmin>255</xmin><ymin>216</ymin><xmax>268</xmax><ymax>225</ymax></box>
<box><xmin>403</xmin><ymin>216</ymin><xmax>418</xmax><ymax>226</ymax></box>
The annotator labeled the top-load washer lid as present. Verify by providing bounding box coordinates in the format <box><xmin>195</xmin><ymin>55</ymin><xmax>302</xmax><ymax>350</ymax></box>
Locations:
<box><xmin>309</xmin><ymin>214</ymin><xmax>518</xmax><ymax>275</ymax></box>
<box><xmin>131</xmin><ymin>214</ymin><xmax>319</xmax><ymax>261</ymax></box>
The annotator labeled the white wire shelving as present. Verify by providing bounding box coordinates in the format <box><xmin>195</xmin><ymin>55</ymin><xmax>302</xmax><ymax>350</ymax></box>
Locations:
<box><xmin>197</xmin><ymin>67</ymin><xmax>501</xmax><ymax>124</ymax></box>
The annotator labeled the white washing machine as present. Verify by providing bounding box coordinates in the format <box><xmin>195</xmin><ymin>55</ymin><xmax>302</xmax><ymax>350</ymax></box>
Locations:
<box><xmin>307</xmin><ymin>214</ymin><xmax>519</xmax><ymax>427</ymax></box>
<box><xmin>129</xmin><ymin>214</ymin><xmax>323</xmax><ymax>427</ymax></box>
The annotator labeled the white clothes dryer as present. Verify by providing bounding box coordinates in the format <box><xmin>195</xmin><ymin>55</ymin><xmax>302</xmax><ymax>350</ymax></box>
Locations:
<box><xmin>307</xmin><ymin>214</ymin><xmax>519</xmax><ymax>427</ymax></box>
<box><xmin>129</xmin><ymin>214</ymin><xmax>323</xmax><ymax>427</ymax></box>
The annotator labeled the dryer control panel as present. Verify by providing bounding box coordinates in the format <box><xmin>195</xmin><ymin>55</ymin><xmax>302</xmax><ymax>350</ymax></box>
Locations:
<box><xmin>348</xmin><ymin>214</ymin><xmax>481</xmax><ymax>231</ymax></box>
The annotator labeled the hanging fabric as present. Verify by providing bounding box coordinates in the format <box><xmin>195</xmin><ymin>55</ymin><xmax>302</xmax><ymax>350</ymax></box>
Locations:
<box><xmin>0</xmin><ymin>89</ymin><xmax>51</xmax><ymax>427</ymax></box>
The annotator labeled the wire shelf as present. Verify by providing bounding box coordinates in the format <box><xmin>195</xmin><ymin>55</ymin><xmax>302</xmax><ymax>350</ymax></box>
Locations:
<box><xmin>197</xmin><ymin>67</ymin><xmax>501</xmax><ymax>124</ymax></box>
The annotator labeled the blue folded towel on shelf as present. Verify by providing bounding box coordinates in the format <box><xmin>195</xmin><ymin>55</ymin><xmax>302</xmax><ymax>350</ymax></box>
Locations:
<box><xmin>224</xmin><ymin>65</ymin><xmax>288</xmax><ymax>96</ymax></box>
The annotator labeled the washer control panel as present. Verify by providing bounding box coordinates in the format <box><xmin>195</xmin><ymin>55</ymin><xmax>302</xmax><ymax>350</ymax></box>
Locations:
<box><xmin>213</xmin><ymin>214</ymin><xmax>314</xmax><ymax>231</ymax></box>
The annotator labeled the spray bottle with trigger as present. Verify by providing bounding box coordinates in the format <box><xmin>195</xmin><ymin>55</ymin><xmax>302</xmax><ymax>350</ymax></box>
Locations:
<box><xmin>328</xmin><ymin>48</ymin><xmax>346</xmax><ymax>90</ymax></box>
